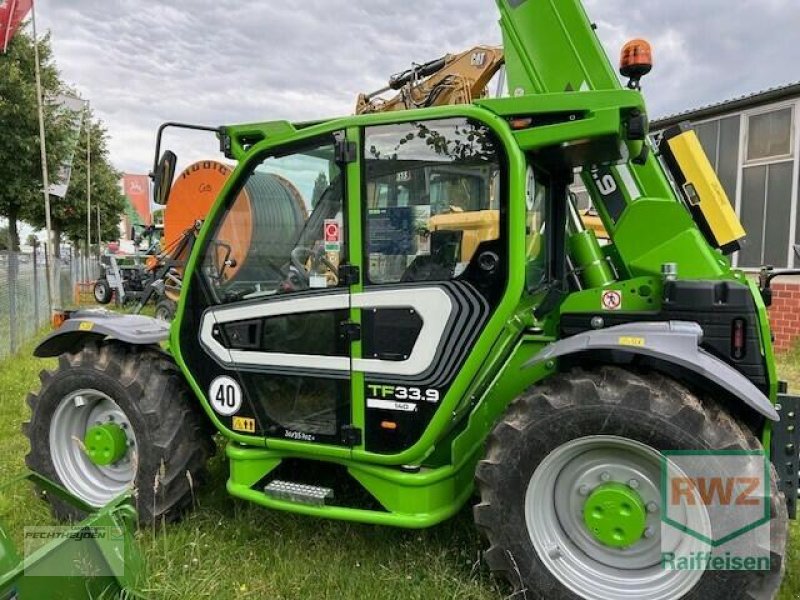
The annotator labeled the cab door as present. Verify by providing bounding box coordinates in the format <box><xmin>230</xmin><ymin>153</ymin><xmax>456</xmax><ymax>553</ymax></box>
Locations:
<box><xmin>352</xmin><ymin>117</ymin><xmax>507</xmax><ymax>454</ymax></box>
<box><xmin>177</xmin><ymin>131</ymin><xmax>359</xmax><ymax>446</ymax></box>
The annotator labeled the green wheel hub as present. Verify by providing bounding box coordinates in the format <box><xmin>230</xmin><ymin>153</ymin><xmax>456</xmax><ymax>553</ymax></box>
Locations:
<box><xmin>582</xmin><ymin>482</ymin><xmax>647</xmax><ymax>548</ymax></box>
<box><xmin>83</xmin><ymin>423</ymin><xmax>128</xmax><ymax>466</ymax></box>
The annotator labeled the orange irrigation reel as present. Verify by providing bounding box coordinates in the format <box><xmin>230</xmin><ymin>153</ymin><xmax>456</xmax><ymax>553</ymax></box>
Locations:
<box><xmin>136</xmin><ymin>160</ymin><xmax>307</xmax><ymax>316</ymax></box>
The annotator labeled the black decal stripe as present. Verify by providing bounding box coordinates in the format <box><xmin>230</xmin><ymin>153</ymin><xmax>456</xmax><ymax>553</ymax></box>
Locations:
<box><xmin>592</xmin><ymin>166</ymin><xmax>626</xmax><ymax>223</ymax></box>
<box><xmin>366</xmin><ymin>281</ymin><xmax>490</xmax><ymax>388</ymax></box>
<box><xmin>423</xmin><ymin>282</ymin><xmax>489</xmax><ymax>387</ymax></box>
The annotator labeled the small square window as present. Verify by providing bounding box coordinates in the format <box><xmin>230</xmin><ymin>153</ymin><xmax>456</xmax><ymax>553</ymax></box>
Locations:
<box><xmin>746</xmin><ymin>107</ymin><xmax>793</xmax><ymax>162</ymax></box>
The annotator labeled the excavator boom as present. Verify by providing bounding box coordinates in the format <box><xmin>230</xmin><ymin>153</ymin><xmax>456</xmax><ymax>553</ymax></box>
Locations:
<box><xmin>356</xmin><ymin>46</ymin><xmax>504</xmax><ymax>114</ymax></box>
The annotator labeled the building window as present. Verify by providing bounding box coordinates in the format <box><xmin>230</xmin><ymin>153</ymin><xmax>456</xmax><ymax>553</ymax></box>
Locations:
<box><xmin>738</xmin><ymin>105</ymin><xmax>796</xmax><ymax>269</ymax></box>
<box><xmin>746</xmin><ymin>107</ymin><xmax>794</xmax><ymax>162</ymax></box>
<box><xmin>693</xmin><ymin>116</ymin><xmax>740</xmax><ymax>203</ymax></box>
<box><xmin>739</xmin><ymin>162</ymin><xmax>795</xmax><ymax>268</ymax></box>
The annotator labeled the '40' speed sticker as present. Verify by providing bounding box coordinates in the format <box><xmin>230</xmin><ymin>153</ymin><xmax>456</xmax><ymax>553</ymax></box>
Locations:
<box><xmin>209</xmin><ymin>376</ymin><xmax>242</xmax><ymax>416</ymax></box>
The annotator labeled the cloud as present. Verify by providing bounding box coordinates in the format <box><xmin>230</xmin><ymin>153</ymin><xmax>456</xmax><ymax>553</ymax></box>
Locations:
<box><xmin>586</xmin><ymin>0</ymin><xmax>799</xmax><ymax>116</ymax></box>
<box><xmin>33</xmin><ymin>0</ymin><xmax>796</xmax><ymax>175</ymax></box>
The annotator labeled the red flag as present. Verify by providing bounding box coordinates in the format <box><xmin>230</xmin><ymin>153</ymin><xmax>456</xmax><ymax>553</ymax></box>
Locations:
<box><xmin>123</xmin><ymin>174</ymin><xmax>153</xmax><ymax>226</ymax></box>
<box><xmin>0</xmin><ymin>0</ymin><xmax>33</xmax><ymax>53</ymax></box>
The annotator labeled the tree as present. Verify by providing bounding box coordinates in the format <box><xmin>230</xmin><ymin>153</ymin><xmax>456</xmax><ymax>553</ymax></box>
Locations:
<box><xmin>27</xmin><ymin>114</ymin><xmax>126</xmax><ymax>249</ymax></box>
<box><xmin>0</xmin><ymin>227</ymin><xmax>8</xmax><ymax>251</ymax></box>
<box><xmin>0</xmin><ymin>28</ymin><xmax>73</xmax><ymax>252</ymax></box>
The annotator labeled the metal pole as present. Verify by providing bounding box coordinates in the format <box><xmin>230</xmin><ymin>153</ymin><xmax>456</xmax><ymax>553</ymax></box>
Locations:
<box><xmin>7</xmin><ymin>252</ymin><xmax>17</xmax><ymax>354</ymax></box>
<box><xmin>31</xmin><ymin>3</ymin><xmax>56</xmax><ymax>313</ymax></box>
<box><xmin>70</xmin><ymin>245</ymin><xmax>77</xmax><ymax>304</ymax></box>
<box><xmin>86</xmin><ymin>103</ymin><xmax>91</xmax><ymax>268</ymax></box>
<box><xmin>43</xmin><ymin>242</ymin><xmax>51</xmax><ymax>312</ymax></box>
<box><xmin>32</xmin><ymin>244</ymin><xmax>39</xmax><ymax>326</ymax></box>
<box><xmin>96</xmin><ymin>204</ymin><xmax>101</xmax><ymax>254</ymax></box>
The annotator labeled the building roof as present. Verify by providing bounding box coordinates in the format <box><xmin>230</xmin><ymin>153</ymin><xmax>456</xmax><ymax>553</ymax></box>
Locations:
<box><xmin>652</xmin><ymin>81</ymin><xmax>800</xmax><ymax>129</ymax></box>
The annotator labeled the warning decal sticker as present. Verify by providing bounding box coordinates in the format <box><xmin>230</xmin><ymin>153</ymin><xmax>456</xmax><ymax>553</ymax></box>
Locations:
<box><xmin>601</xmin><ymin>290</ymin><xmax>623</xmax><ymax>311</ymax></box>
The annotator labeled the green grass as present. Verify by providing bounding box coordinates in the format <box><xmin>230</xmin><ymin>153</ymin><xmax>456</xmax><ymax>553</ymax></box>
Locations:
<box><xmin>0</xmin><ymin>337</ymin><xmax>797</xmax><ymax>599</ymax></box>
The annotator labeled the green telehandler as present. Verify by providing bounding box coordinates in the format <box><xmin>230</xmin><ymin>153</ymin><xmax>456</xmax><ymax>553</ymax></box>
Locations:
<box><xmin>22</xmin><ymin>0</ymin><xmax>798</xmax><ymax>597</ymax></box>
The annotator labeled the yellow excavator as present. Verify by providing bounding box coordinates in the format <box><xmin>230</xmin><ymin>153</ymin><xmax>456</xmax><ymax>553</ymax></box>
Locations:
<box><xmin>356</xmin><ymin>46</ymin><xmax>505</xmax><ymax>115</ymax></box>
<box><xmin>356</xmin><ymin>45</ymin><xmax>606</xmax><ymax>265</ymax></box>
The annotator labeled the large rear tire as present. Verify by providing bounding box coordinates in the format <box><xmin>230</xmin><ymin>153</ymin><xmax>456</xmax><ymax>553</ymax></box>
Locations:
<box><xmin>24</xmin><ymin>342</ymin><xmax>214</xmax><ymax>524</ymax></box>
<box><xmin>475</xmin><ymin>366</ymin><xmax>787</xmax><ymax>600</ymax></box>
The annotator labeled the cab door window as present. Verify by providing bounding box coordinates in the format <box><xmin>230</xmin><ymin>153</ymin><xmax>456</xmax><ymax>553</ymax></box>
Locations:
<box><xmin>202</xmin><ymin>137</ymin><xmax>345</xmax><ymax>303</ymax></box>
<box><xmin>363</xmin><ymin>118</ymin><xmax>502</xmax><ymax>284</ymax></box>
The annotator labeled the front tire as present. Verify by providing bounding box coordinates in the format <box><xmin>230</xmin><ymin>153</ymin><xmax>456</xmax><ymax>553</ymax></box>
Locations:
<box><xmin>154</xmin><ymin>298</ymin><xmax>177</xmax><ymax>321</ymax></box>
<box><xmin>475</xmin><ymin>366</ymin><xmax>787</xmax><ymax>600</ymax></box>
<box><xmin>24</xmin><ymin>343</ymin><xmax>214</xmax><ymax>524</ymax></box>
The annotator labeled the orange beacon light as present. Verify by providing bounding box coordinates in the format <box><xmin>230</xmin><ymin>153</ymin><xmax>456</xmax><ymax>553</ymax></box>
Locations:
<box><xmin>619</xmin><ymin>38</ymin><xmax>653</xmax><ymax>89</ymax></box>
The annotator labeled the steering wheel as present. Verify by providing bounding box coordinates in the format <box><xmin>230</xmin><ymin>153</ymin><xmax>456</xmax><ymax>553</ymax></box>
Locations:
<box><xmin>289</xmin><ymin>246</ymin><xmax>339</xmax><ymax>288</ymax></box>
<box><xmin>290</xmin><ymin>247</ymin><xmax>315</xmax><ymax>283</ymax></box>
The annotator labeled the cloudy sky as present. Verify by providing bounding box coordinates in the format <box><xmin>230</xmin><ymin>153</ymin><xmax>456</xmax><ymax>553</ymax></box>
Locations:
<box><xmin>32</xmin><ymin>0</ymin><xmax>800</xmax><ymax>176</ymax></box>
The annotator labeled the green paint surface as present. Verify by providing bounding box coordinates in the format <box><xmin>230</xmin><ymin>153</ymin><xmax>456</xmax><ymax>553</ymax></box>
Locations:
<box><xmin>83</xmin><ymin>423</ymin><xmax>128</xmax><ymax>466</ymax></box>
<box><xmin>583</xmin><ymin>483</ymin><xmax>647</xmax><ymax>548</ymax></box>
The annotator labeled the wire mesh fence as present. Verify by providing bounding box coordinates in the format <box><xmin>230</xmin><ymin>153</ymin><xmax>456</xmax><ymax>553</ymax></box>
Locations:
<box><xmin>0</xmin><ymin>246</ymin><xmax>101</xmax><ymax>360</ymax></box>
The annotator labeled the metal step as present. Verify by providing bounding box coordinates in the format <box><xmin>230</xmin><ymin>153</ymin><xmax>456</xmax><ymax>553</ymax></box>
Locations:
<box><xmin>264</xmin><ymin>480</ymin><xmax>334</xmax><ymax>506</ymax></box>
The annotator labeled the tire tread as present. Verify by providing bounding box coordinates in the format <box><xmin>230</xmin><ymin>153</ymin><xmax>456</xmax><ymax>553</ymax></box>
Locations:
<box><xmin>24</xmin><ymin>341</ymin><xmax>213</xmax><ymax>524</ymax></box>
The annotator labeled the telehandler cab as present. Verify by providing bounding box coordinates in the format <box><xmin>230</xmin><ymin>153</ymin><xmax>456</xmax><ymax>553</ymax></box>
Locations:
<box><xmin>24</xmin><ymin>0</ymin><xmax>797</xmax><ymax>598</ymax></box>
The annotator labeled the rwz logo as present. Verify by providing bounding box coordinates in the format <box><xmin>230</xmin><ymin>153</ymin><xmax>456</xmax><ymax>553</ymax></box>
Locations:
<box><xmin>670</xmin><ymin>476</ymin><xmax>761</xmax><ymax>507</ymax></box>
<box><xmin>661</xmin><ymin>450</ymin><xmax>770</xmax><ymax>548</ymax></box>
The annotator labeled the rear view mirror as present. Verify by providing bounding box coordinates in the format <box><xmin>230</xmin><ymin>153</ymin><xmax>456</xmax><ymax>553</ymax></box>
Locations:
<box><xmin>152</xmin><ymin>151</ymin><xmax>177</xmax><ymax>206</ymax></box>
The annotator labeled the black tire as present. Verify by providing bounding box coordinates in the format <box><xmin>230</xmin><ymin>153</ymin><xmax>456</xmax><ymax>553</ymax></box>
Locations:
<box><xmin>24</xmin><ymin>342</ymin><xmax>215</xmax><ymax>524</ymax></box>
<box><xmin>154</xmin><ymin>298</ymin><xmax>177</xmax><ymax>321</ymax></box>
<box><xmin>93</xmin><ymin>278</ymin><xmax>113</xmax><ymax>304</ymax></box>
<box><xmin>474</xmin><ymin>366</ymin><xmax>787</xmax><ymax>600</ymax></box>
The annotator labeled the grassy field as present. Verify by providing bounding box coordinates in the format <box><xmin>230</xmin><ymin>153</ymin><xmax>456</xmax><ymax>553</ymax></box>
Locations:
<box><xmin>0</xmin><ymin>336</ymin><xmax>797</xmax><ymax>599</ymax></box>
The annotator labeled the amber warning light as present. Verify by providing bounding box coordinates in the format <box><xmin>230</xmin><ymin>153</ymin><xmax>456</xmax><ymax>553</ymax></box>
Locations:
<box><xmin>51</xmin><ymin>310</ymin><xmax>69</xmax><ymax>329</ymax></box>
<box><xmin>619</xmin><ymin>38</ymin><xmax>653</xmax><ymax>90</ymax></box>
